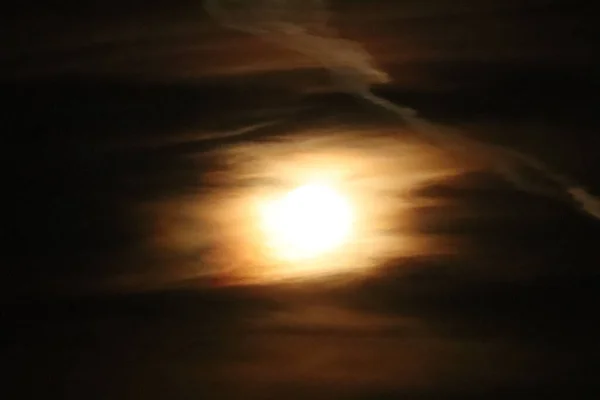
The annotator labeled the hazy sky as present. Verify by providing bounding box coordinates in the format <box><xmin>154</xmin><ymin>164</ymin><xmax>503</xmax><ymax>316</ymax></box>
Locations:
<box><xmin>3</xmin><ymin>3</ymin><xmax>600</xmax><ymax>398</ymax></box>
<box><xmin>3</xmin><ymin>0</ymin><xmax>599</xmax><ymax>288</ymax></box>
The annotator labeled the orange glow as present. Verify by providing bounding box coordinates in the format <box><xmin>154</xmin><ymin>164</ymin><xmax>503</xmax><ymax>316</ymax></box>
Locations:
<box><xmin>136</xmin><ymin>129</ymin><xmax>462</xmax><ymax>287</ymax></box>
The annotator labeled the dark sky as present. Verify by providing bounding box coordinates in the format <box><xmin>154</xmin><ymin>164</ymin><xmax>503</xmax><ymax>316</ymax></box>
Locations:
<box><xmin>2</xmin><ymin>1</ymin><xmax>600</xmax><ymax>399</ymax></box>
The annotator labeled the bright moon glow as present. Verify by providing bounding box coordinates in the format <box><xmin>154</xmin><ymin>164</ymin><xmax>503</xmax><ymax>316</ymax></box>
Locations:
<box><xmin>259</xmin><ymin>183</ymin><xmax>354</xmax><ymax>262</ymax></box>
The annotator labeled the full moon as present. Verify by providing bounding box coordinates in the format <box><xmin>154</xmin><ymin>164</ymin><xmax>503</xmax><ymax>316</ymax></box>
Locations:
<box><xmin>259</xmin><ymin>182</ymin><xmax>354</xmax><ymax>262</ymax></box>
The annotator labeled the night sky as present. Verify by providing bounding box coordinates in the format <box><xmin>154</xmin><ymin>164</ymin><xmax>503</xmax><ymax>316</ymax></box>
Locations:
<box><xmin>2</xmin><ymin>1</ymin><xmax>600</xmax><ymax>399</ymax></box>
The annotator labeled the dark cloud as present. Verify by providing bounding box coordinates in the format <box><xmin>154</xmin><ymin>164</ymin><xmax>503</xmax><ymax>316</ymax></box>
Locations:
<box><xmin>3</xmin><ymin>0</ymin><xmax>598</xmax><ymax>81</ymax></box>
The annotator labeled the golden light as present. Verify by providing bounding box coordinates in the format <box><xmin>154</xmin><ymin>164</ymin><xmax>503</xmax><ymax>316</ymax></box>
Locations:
<box><xmin>258</xmin><ymin>182</ymin><xmax>354</xmax><ymax>262</ymax></box>
<box><xmin>138</xmin><ymin>129</ymin><xmax>463</xmax><ymax>287</ymax></box>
